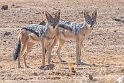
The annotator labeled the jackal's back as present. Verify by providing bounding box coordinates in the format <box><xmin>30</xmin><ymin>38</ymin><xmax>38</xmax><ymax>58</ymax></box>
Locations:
<box><xmin>22</xmin><ymin>24</ymin><xmax>47</xmax><ymax>39</ymax></box>
<box><xmin>59</xmin><ymin>20</ymin><xmax>84</xmax><ymax>35</ymax></box>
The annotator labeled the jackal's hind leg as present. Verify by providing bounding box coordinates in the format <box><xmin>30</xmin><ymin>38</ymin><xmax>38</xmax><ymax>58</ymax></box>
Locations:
<box><xmin>18</xmin><ymin>43</ymin><xmax>27</xmax><ymax>68</ymax></box>
<box><xmin>24</xmin><ymin>42</ymin><xmax>34</xmax><ymax>68</ymax></box>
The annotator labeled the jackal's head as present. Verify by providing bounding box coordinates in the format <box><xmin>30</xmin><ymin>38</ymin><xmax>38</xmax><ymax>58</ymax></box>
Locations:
<box><xmin>84</xmin><ymin>10</ymin><xmax>97</xmax><ymax>28</ymax></box>
<box><xmin>45</xmin><ymin>10</ymin><xmax>60</xmax><ymax>32</ymax></box>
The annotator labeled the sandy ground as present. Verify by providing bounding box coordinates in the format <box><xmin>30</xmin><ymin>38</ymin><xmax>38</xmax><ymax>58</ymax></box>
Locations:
<box><xmin>0</xmin><ymin>0</ymin><xmax>124</xmax><ymax>83</ymax></box>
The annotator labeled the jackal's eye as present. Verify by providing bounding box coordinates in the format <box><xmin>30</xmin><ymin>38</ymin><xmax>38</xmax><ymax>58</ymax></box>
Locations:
<box><xmin>49</xmin><ymin>20</ymin><xmax>52</xmax><ymax>23</ymax></box>
<box><xmin>92</xmin><ymin>20</ymin><xmax>94</xmax><ymax>23</ymax></box>
<box><xmin>87</xmin><ymin>20</ymin><xmax>90</xmax><ymax>23</ymax></box>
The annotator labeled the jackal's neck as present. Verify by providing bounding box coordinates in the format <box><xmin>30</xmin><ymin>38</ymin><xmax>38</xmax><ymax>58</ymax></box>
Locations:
<box><xmin>45</xmin><ymin>23</ymin><xmax>57</xmax><ymax>38</ymax></box>
<box><xmin>82</xmin><ymin>21</ymin><xmax>92</xmax><ymax>35</ymax></box>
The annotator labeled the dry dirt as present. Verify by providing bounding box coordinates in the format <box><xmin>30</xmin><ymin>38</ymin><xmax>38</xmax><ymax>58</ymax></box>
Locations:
<box><xmin>0</xmin><ymin>0</ymin><xmax>124</xmax><ymax>83</ymax></box>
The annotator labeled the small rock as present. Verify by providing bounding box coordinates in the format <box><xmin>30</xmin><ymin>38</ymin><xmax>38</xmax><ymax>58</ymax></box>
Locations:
<box><xmin>89</xmin><ymin>74</ymin><xmax>93</xmax><ymax>80</ymax></box>
<box><xmin>1</xmin><ymin>5</ymin><xmax>8</xmax><ymax>10</ymax></box>
<box><xmin>33</xmin><ymin>72</ymin><xmax>38</xmax><ymax>76</ymax></box>
<box><xmin>42</xmin><ymin>11</ymin><xmax>44</xmax><ymax>14</ymax></box>
<box><xmin>3</xmin><ymin>40</ymin><xmax>6</xmax><ymax>42</ymax></box>
<box><xmin>55</xmin><ymin>72</ymin><xmax>60</xmax><ymax>75</ymax></box>
<box><xmin>4</xmin><ymin>31</ymin><xmax>11</xmax><ymax>37</ymax></box>
<box><xmin>113</xmin><ymin>16</ymin><xmax>124</xmax><ymax>23</ymax></box>
<box><xmin>113</xmin><ymin>17</ymin><xmax>120</xmax><ymax>21</ymax></box>
<box><xmin>0</xmin><ymin>66</ymin><xmax>2</xmax><ymax>68</ymax></box>
<box><xmin>105</xmin><ymin>65</ymin><xmax>109</xmax><ymax>67</ymax></box>
<box><xmin>79</xmin><ymin>11</ymin><xmax>83</xmax><ymax>14</ymax></box>
<box><xmin>92</xmin><ymin>63</ymin><xmax>96</xmax><ymax>67</ymax></box>
<box><xmin>71</xmin><ymin>67</ymin><xmax>76</xmax><ymax>73</ymax></box>
<box><xmin>35</xmin><ymin>12</ymin><xmax>41</xmax><ymax>14</ymax></box>
<box><xmin>12</xmin><ymin>4</ymin><xmax>15</xmax><ymax>6</ymax></box>
<box><xmin>114</xmin><ymin>30</ymin><xmax>117</xmax><ymax>32</ymax></box>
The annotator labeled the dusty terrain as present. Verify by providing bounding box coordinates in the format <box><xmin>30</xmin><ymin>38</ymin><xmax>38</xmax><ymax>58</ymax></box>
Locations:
<box><xmin>0</xmin><ymin>0</ymin><xmax>124</xmax><ymax>83</ymax></box>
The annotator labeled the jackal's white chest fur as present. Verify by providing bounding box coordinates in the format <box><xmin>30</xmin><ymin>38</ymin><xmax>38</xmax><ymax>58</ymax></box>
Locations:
<box><xmin>82</xmin><ymin>26</ymin><xmax>92</xmax><ymax>36</ymax></box>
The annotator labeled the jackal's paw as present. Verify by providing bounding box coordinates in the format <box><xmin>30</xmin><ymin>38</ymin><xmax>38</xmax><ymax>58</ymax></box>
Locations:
<box><xmin>18</xmin><ymin>66</ymin><xmax>22</xmax><ymax>68</ymax></box>
<box><xmin>46</xmin><ymin>64</ymin><xmax>54</xmax><ymax>70</ymax></box>
<box><xmin>75</xmin><ymin>61</ymin><xmax>84</xmax><ymax>65</ymax></box>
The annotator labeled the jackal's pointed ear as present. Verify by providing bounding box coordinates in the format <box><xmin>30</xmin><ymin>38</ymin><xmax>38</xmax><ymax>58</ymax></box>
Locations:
<box><xmin>92</xmin><ymin>9</ymin><xmax>97</xmax><ymax>18</ymax></box>
<box><xmin>45</xmin><ymin>11</ymin><xmax>52</xmax><ymax>20</ymax></box>
<box><xmin>84</xmin><ymin>10</ymin><xmax>89</xmax><ymax>18</ymax></box>
<box><xmin>55</xmin><ymin>9</ymin><xmax>60</xmax><ymax>21</ymax></box>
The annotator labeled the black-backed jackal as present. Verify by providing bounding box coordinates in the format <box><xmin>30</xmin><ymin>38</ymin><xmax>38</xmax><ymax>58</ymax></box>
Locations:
<box><xmin>52</xmin><ymin>10</ymin><xmax>97</xmax><ymax>65</ymax></box>
<box><xmin>12</xmin><ymin>10</ymin><xmax>60</xmax><ymax>69</ymax></box>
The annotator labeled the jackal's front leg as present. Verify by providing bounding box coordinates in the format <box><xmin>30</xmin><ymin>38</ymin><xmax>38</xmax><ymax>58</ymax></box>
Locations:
<box><xmin>57</xmin><ymin>38</ymin><xmax>66</xmax><ymax>62</ymax></box>
<box><xmin>45</xmin><ymin>38</ymin><xmax>56</xmax><ymax>62</ymax></box>
<box><xmin>46</xmin><ymin>47</ymin><xmax>54</xmax><ymax>70</ymax></box>
<box><xmin>75</xmin><ymin>39</ymin><xmax>83</xmax><ymax>65</ymax></box>
<box><xmin>39</xmin><ymin>41</ymin><xmax>46</xmax><ymax>69</ymax></box>
<box><xmin>47</xmin><ymin>47</ymin><xmax>52</xmax><ymax>65</ymax></box>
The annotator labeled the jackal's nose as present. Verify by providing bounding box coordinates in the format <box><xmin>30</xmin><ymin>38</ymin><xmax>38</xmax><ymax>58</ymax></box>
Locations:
<box><xmin>53</xmin><ymin>26</ymin><xmax>55</xmax><ymax>28</ymax></box>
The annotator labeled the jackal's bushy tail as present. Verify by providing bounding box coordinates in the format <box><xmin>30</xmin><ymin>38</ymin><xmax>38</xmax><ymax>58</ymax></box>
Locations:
<box><xmin>12</xmin><ymin>38</ymin><xmax>21</xmax><ymax>60</ymax></box>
